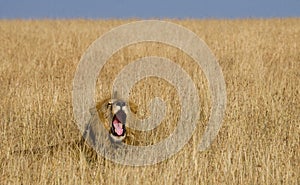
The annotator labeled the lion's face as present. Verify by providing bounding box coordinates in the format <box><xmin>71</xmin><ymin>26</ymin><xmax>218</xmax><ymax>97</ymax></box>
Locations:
<box><xmin>93</xmin><ymin>98</ymin><xmax>137</xmax><ymax>143</ymax></box>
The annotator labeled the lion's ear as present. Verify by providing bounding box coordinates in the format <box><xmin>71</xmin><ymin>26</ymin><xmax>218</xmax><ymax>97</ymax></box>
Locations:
<box><xmin>128</xmin><ymin>101</ymin><xmax>138</xmax><ymax>115</ymax></box>
<box><xmin>89</xmin><ymin>107</ymin><xmax>97</xmax><ymax>115</ymax></box>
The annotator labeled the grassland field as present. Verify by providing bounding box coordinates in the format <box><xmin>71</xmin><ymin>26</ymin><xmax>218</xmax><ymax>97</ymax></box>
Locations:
<box><xmin>0</xmin><ymin>18</ymin><xmax>299</xmax><ymax>184</ymax></box>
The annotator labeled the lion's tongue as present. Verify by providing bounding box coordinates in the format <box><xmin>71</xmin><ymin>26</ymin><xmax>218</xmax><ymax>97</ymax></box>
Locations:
<box><xmin>113</xmin><ymin>119</ymin><xmax>123</xmax><ymax>135</ymax></box>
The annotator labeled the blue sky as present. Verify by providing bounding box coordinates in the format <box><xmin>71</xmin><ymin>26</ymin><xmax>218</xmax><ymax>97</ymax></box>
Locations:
<box><xmin>0</xmin><ymin>0</ymin><xmax>299</xmax><ymax>19</ymax></box>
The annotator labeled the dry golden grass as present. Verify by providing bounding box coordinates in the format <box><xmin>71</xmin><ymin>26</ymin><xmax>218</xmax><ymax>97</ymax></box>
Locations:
<box><xmin>0</xmin><ymin>18</ymin><xmax>299</xmax><ymax>184</ymax></box>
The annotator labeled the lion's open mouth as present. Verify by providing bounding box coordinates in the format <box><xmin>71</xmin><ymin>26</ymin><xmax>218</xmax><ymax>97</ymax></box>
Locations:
<box><xmin>112</xmin><ymin>115</ymin><xmax>124</xmax><ymax>136</ymax></box>
<box><xmin>111</xmin><ymin>110</ymin><xmax>127</xmax><ymax>136</ymax></box>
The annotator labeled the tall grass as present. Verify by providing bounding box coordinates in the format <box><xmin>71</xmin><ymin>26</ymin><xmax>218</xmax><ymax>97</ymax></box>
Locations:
<box><xmin>0</xmin><ymin>18</ymin><xmax>299</xmax><ymax>184</ymax></box>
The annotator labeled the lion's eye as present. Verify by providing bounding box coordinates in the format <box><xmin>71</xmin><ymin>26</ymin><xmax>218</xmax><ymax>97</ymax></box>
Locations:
<box><xmin>107</xmin><ymin>102</ymin><xmax>113</xmax><ymax>108</ymax></box>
